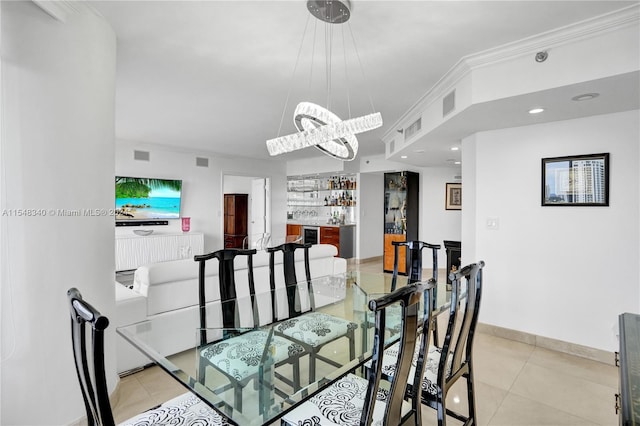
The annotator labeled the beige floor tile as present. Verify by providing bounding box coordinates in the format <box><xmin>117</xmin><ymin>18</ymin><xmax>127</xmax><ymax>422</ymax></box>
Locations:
<box><xmin>472</xmin><ymin>334</ymin><xmax>534</xmax><ymax>391</ymax></box>
<box><xmin>488</xmin><ymin>393</ymin><xmax>599</xmax><ymax>425</ymax></box>
<box><xmin>527</xmin><ymin>346</ymin><xmax>618</xmax><ymax>389</ymax></box>
<box><xmin>443</xmin><ymin>379</ymin><xmax>509</xmax><ymax>426</ymax></box>
<box><xmin>509</xmin><ymin>363</ymin><xmax>618</xmax><ymax>426</ymax></box>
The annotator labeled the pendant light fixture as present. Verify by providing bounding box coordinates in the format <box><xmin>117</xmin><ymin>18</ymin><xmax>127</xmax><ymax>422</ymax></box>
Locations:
<box><xmin>266</xmin><ymin>0</ymin><xmax>383</xmax><ymax>161</ymax></box>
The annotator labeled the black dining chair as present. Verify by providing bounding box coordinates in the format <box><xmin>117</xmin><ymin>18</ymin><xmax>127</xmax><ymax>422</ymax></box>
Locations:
<box><xmin>267</xmin><ymin>242</ymin><xmax>357</xmax><ymax>382</ymax></box>
<box><xmin>67</xmin><ymin>287</ymin><xmax>229</xmax><ymax>426</ymax></box>
<box><xmin>281</xmin><ymin>280</ymin><xmax>435</xmax><ymax>426</ymax></box>
<box><xmin>420</xmin><ymin>260</ymin><xmax>484</xmax><ymax>426</ymax></box>
<box><xmin>194</xmin><ymin>248</ymin><xmax>304</xmax><ymax>413</ymax></box>
<box><xmin>372</xmin><ymin>260</ymin><xmax>485</xmax><ymax>426</ymax></box>
<box><xmin>388</xmin><ymin>240</ymin><xmax>441</xmax><ymax>344</ymax></box>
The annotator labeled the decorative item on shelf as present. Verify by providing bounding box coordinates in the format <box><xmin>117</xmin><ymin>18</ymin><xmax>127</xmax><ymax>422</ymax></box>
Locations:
<box><xmin>133</xmin><ymin>229</ymin><xmax>154</xmax><ymax>236</ymax></box>
<box><xmin>265</xmin><ymin>0</ymin><xmax>382</xmax><ymax>160</ymax></box>
<box><xmin>400</xmin><ymin>175</ymin><xmax>407</xmax><ymax>189</ymax></box>
<box><xmin>181</xmin><ymin>217</ymin><xmax>191</xmax><ymax>232</ymax></box>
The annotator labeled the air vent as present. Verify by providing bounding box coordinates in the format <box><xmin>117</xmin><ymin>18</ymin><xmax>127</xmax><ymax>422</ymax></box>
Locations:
<box><xmin>196</xmin><ymin>157</ymin><xmax>209</xmax><ymax>167</ymax></box>
<box><xmin>133</xmin><ymin>150</ymin><xmax>150</xmax><ymax>161</ymax></box>
<box><xmin>454</xmin><ymin>175</ymin><xmax>462</xmax><ymax>180</ymax></box>
<box><xmin>389</xmin><ymin>139</ymin><xmax>395</xmax><ymax>154</ymax></box>
<box><xmin>443</xmin><ymin>90</ymin><xmax>456</xmax><ymax>117</ymax></box>
<box><xmin>405</xmin><ymin>118</ymin><xmax>421</xmax><ymax>139</ymax></box>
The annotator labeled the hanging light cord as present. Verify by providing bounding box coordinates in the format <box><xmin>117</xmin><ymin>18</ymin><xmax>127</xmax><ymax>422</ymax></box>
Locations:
<box><xmin>347</xmin><ymin>21</ymin><xmax>377</xmax><ymax>114</ymax></box>
<box><xmin>276</xmin><ymin>13</ymin><xmax>312</xmax><ymax>138</ymax></box>
<box><xmin>308</xmin><ymin>18</ymin><xmax>318</xmax><ymax>90</ymax></box>
<box><xmin>342</xmin><ymin>24</ymin><xmax>352</xmax><ymax>119</ymax></box>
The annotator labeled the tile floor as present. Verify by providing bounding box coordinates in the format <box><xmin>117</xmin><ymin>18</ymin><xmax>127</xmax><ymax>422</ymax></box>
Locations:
<box><xmin>113</xmin><ymin>261</ymin><xmax>619</xmax><ymax>425</ymax></box>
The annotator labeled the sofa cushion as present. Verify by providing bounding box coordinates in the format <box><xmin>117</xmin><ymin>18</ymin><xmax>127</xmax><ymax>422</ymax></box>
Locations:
<box><xmin>132</xmin><ymin>244</ymin><xmax>344</xmax><ymax>318</ymax></box>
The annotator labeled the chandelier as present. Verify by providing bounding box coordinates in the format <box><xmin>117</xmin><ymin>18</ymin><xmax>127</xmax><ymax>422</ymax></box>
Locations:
<box><xmin>266</xmin><ymin>0</ymin><xmax>383</xmax><ymax>161</ymax></box>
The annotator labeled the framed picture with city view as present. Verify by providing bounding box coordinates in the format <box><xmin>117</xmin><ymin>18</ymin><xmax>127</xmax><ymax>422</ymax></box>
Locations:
<box><xmin>541</xmin><ymin>153</ymin><xmax>609</xmax><ymax>206</ymax></box>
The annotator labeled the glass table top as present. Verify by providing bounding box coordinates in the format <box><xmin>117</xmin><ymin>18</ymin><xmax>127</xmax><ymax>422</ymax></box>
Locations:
<box><xmin>117</xmin><ymin>272</ymin><xmax>452</xmax><ymax>426</ymax></box>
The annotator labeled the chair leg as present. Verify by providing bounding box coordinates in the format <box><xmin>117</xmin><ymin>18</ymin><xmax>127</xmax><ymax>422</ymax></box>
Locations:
<box><xmin>349</xmin><ymin>330</ymin><xmax>355</xmax><ymax>360</ymax></box>
<box><xmin>437</xmin><ymin>387</ymin><xmax>447</xmax><ymax>426</ymax></box>
<box><xmin>292</xmin><ymin>358</ymin><xmax>301</xmax><ymax>391</ymax></box>
<box><xmin>466</xmin><ymin>369</ymin><xmax>477</xmax><ymax>425</ymax></box>
<box><xmin>432</xmin><ymin>318</ymin><xmax>439</xmax><ymax>347</ymax></box>
<box><xmin>308</xmin><ymin>351</ymin><xmax>317</xmax><ymax>383</ymax></box>
<box><xmin>234</xmin><ymin>382</ymin><xmax>243</xmax><ymax>413</ymax></box>
<box><xmin>198</xmin><ymin>356</ymin><xmax>207</xmax><ymax>384</ymax></box>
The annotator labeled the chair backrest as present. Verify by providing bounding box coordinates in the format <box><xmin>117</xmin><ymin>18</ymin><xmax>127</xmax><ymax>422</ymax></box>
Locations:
<box><xmin>194</xmin><ymin>248</ymin><xmax>257</xmax><ymax>345</ymax></box>
<box><xmin>67</xmin><ymin>287</ymin><xmax>116</xmax><ymax>426</ymax></box>
<box><xmin>391</xmin><ymin>240</ymin><xmax>441</xmax><ymax>293</ymax></box>
<box><xmin>242</xmin><ymin>232</ymin><xmax>271</xmax><ymax>250</ymax></box>
<box><xmin>362</xmin><ymin>281</ymin><xmax>434</xmax><ymax>426</ymax></box>
<box><xmin>266</xmin><ymin>242</ymin><xmax>313</xmax><ymax>323</ymax></box>
<box><xmin>441</xmin><ymin>261</ymin><xmax>485</xmax><ymax>383</ymax></box>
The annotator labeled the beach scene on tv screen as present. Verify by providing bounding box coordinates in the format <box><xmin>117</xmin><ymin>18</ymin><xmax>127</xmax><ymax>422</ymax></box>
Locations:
<box><xmin>115</xmin><ymin>177</ymin><xmax>182</xmax><ymax>220</ymax></box>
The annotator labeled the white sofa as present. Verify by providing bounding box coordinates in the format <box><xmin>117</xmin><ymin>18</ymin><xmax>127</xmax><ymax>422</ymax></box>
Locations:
<box><xmin>115</xmin><ymin>244</ymin><xmax>347</xmax><ymax>374</ymax></box>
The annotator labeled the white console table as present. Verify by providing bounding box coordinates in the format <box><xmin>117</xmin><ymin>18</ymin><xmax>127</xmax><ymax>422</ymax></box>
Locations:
<box><xmin>115</xmin><ymin>232</ymin><xmax>204</xmax><ymax>271</ymax></box>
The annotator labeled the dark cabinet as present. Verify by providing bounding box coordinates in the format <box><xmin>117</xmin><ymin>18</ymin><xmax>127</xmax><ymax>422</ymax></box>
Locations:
<box><xmin>224</xmin><ymin>194</ymin><xmax>248</xmax><ymax>248</ymax></box>
<box><xmin>444</xmin><ymin>240</ymin><xmax>461</xmax><ymax>283</ymax></box>
<box><xmin>383</xmin><ymin>171</ymin><xmax>419</xmax><ymax>274</ymax></box>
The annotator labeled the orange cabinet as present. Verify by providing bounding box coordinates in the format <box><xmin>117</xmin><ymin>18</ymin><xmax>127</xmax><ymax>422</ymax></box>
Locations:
<box><xmin>320</xmin><ymin>226</ymin><xmax>340</xmax><ymax>256</ymax></box>
<box><xmin>384</xmin><ymin>234</ymin><xmax>407</xmax><ymax>273</ymax></box>
<box><xmin>286</xmin><ymin>224</ymin><xmax>302</xmax><ymax>241</ymax></box>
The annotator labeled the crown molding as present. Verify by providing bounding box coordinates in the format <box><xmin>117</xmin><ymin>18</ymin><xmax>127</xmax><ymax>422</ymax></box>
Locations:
<box><xmin>32</xmin><ymin>0</ymin><xmax>103</xmax><ymax>22</ymax></box>
<box><xmin>382</xmin><ymin>4</ymin><xmax>640</xmax><ymax>142</ymax></box>
<box><xmin>465</xmin><ymin>3</ymin><xmax>640</xmax><ymax>70</ymax></box>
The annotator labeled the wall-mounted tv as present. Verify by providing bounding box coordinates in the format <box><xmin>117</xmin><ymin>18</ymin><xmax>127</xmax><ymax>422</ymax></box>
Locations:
<box><xmin>115</xmin><ymin>176</ymin><xmax>182</xmax><ymax>220</ymax></box>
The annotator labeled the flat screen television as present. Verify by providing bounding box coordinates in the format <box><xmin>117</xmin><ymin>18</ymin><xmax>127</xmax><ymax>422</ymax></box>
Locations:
<box><xmin>115</xmin><ymin>176</ymin><xmax>182</xmax><ymax>221</ymax></box>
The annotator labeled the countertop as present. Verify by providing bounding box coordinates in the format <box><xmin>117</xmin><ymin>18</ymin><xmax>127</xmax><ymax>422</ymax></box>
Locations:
<box><xmin>287</xmin><ymin>221</ymin><xmax>356</xmax><ymax>228</ymax></box>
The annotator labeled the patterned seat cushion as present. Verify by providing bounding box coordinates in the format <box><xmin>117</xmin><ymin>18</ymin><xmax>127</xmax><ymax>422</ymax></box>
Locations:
<box><xmin>364</xmin><ymin>340</ymin><xmax>451</xmax><ymax>396</ymax></box>
<box><xmin>201</xmin><ymin>330</ymin><xmax>304</xmax><ymax>381</ymax></box>
<box><xmin>282</xmin><ymin>373</ymin><xmax>410</xmax><ymax>426</ymax></box>
<box><xmin>121</xmin><ymin>392</ymin><xmax>229</xmax><ymax>425</ymax></box>
<box><xmin>275</xmin><ymin>312</ymin><xmax>358</xmax><ymax>347</ymax></box>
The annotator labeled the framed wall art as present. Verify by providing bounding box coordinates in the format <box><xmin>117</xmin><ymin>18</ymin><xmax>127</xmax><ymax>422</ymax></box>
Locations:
<box><xmin>445</xmin><ymin>182</ymin><xmax>462</xmax><ymax>210</ymax></box>
<box><xmin>541</xmin><ymin>153</ymin><xmax>609</xmax><ymax>206</ymax></box>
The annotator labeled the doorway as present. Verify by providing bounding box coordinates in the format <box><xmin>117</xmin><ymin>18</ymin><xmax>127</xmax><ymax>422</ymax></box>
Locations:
<box><xmin>223</xmin><ymin>175</ymin><xmax>271</xmax><ymax>248</ymax></box>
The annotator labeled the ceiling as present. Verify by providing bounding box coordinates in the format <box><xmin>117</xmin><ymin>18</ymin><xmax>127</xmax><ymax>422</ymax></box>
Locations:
<box><xmin>91</xmin><ymin>0</ymin><xmax>638</xmax><ymax>167</ymax></box>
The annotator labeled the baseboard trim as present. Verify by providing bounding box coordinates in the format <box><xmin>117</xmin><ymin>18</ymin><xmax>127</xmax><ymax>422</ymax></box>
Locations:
<box><xmin>351</xmin><ymin>255</ymin><xmax>383</xmax><ymax>265</ymax></box>
<box><xmin>477</xmin><ymin>323</ymin><xmax>615</xmax><ymax>366</ymax></box>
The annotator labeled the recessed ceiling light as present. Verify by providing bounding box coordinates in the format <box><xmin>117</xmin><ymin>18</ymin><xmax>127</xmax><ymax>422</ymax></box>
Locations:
<box><xmin>454</xmin><ymin>161</ymin><xmax>461</xmax><ymax>165</ymax></box>
<box><xmin>401</xmin><ymin>155</ymin><xmax>408</xmax><ymax>159</ymax></box>
<box><xmin>451</xmin><ymin>147</ymin><xmax>459</xmax><ymax>151</ymax></box>
<box><xmin>572</xmin><ymin>93</ymin><xmax>600</xmax><ymax>101</ymax></box>
<box><xmin>528</xmin><ymin>108</ymin><xmax>545</xmax><ymax>114</ymax></box>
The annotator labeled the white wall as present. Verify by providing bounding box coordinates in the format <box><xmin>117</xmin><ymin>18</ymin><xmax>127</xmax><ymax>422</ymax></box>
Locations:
<box><xmin>1</xmin><ymin>2</ymin><xmax>116</xmax><ymax>424</ymax></box>
<box><xmin>419</xmin><ymin>167</ymin><xmax>462</xmax><ymax>269</ymax></box>
<box><xmin>116</xmin><ymin>141</ymin><xmax>288</xmax><ymax>252</ymax></box>
<box><xmin>463</xmin><ymin>110</ymin><xmax>640</xmax><ymax>352</ymax></box>
<box><xmin>357</xmin><ymin>172</ymin><xmax>384</xmax><ymax>259</ymax></box>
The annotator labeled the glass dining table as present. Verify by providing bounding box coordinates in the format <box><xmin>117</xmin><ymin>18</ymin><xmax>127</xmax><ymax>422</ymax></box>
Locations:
<box><xmin>117</xmin><ymin>271</ymin><xmax>453</xmax><ymax>426</ymax></box>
